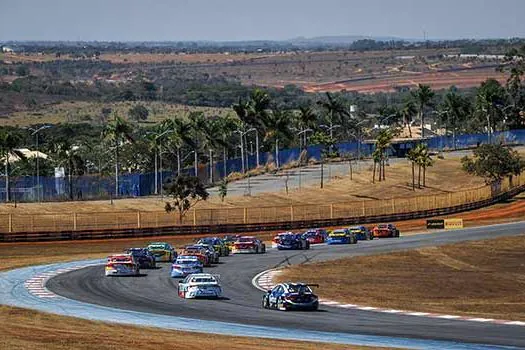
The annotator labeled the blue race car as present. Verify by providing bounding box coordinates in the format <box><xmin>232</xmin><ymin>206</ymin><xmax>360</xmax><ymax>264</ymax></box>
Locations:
<box><xmin>277</xmin><ymin>233</ymin><xmax>310</xmax><ymax>250</ymax></box>
<box><xmin>348</xmin><ymin>226</ymin><xmax>373</xmax><ymax>241</ymax></box>
<box><xmin>124</xmin><ymin>248</ymin><xmax>156</xmax><ymax>269</ymax></box>
<box><xmin>327</xmin><ymin>228</ymin><xmax>357</xmax><ymax>244</ymax></box>
<box><xmin>170</xmin><ymin>255</ymin><xmax>204</xmax><ymax>278</ymax></box>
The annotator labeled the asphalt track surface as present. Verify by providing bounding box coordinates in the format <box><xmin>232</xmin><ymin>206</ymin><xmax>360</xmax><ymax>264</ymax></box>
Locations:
<box><xmin>46</xmin><ymin>222</ymin><xmax>525</xmax><ymax>348</ymax></box>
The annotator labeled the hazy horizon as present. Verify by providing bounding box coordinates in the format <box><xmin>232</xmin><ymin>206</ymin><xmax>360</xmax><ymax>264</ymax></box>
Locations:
<box><xmin>1</xmin><ymin>0</ymin><xmax>524</xmax><ymax>42</ymax></box>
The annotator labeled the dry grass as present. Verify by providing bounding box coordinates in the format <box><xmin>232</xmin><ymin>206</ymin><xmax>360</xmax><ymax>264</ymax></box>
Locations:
<box><xmin>0</xmin><ymin>155</ymin><xmax>486</xmax><ymax>214</ymax></box>
<box><xmin>2</xmin><ymin>100</ymin><xmax>232</xmax><ymax>127</ymax></box>
<box><xmin>276</xmin><ymin>235</ymin><xmax>525</xmax><ymax>321</ymax></box>
<box><xmin>0</xmin><ymin>306</ymin><xmax>390</xmax><ymax>350</ymax></box>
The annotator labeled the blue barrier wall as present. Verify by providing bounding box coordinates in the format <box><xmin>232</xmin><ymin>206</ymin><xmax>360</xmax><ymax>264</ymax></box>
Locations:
<box><xmin>1</xmin><ymin>129</ymin><xmax>524</xmax><ymax>202</ymax></box>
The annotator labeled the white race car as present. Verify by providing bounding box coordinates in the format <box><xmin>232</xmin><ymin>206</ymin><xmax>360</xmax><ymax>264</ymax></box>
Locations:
<box><xmin>177</xmin><ymin>273</ymin><xmax>222</xmax><ymax>299</ymax></box>
<box><xmin>105</xmin><ymin>254</ymin><xmax>140</xmax><ymax>276</ymax></box>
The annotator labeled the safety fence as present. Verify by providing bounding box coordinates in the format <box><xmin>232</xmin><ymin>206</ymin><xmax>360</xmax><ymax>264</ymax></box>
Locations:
<box><xmin>1</xmin><ymin>172</ymin><xmax>523</xmax><ymax>241</ymax></box>
<box><xmin>1</xmin><ymin>129</ymin><xmax>524</xmax><ymax>203</ymax></box>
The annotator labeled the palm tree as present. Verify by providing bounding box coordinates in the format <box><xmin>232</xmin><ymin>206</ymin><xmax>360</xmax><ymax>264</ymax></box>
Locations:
<box><xmin>475</xmin><ymin>79</ymin><xmax>507</xmax><ymax>143</ymax></box>
<box><xmin>164</xmin><ymin>118</ymin><xmax>195</xmax><ymax>175</ymax></box>
<box><xmin>441</xmin><ymin>88</ymin><xmax>472</xmax><ymax>149</ymax></box>
<box><xmin>412</xmin><ymin>143</ymin><xmax>427</xmax><ymax>188</ymax></box>
<box><xmin>296</xmin><ymin>105</ymin><xmax>318</xmax><ymax>149</ymax></box>
<box><xmin>400</xmin><ymin>101</ymin><xmax>417</xmax><ymax>138</ymax></box>
<box><xmin>264</xmin><ymin>109</ymin><xmax>293</xmax><ymax>169</ymax></box>
<box><xmin>412</xmin><ymin>84</ymin><xmax>435</xmax><ymax>138</ymax></box>
<box><xmin>214</xmin><ymin>115</ymin><xmax>240</xmax><ymax>178</ymax></box>
<box><xmin>420</xmin><ymin>146</ymin><xmax>434</xmax><ymax>187</ymax></box>
<box><xmin>317</xmin><ymin>92</ymin><xmax>347</xmax><ymax>148</ymax></box>
<box><xmin>103</xmin><ymin>115</ymin><xmax>134</xmax><ymax>197</ymax></box>
<box><xmin>188</xmin><ymin>111</ymin><xmax>207</xmax><ymax>177</ymax></box>
<box><xmin>375</xmin><ymin>129</ymin><xmax>394</xmax><ymax>181</ymax></box>
<box><xmin>200</xmin><ymin>117</ymin><xmax>228</xmax><ymax>184</ymax></box>
<box><xmin>372</xmin><ymin>148</ymin><xmax>381</xmax><ymax>184</ymax></box>
<box><xmin>51</xmin><ymin>138</ymin><xmax>83</xmax><ymax>200</ymax></box>
<box><xmin>406</xmin><ymin>147</ymin><xmax>419</xmax><ymax>191</ymax></box>
<box><xmin>0</xmin><ymin>130</ymin><xmax>23</xmax><ymax>202</ymax></box>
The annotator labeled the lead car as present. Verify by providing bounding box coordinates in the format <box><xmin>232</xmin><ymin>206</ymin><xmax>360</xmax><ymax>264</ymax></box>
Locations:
<box><xmin>262</xmin><ymin>282</ymin><xmax>319</xmax><ymax>311</ymax></box>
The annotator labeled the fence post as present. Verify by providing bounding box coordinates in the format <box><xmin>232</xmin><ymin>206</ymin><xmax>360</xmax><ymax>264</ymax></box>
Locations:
<box><xmin>290</xmin><ymin>206</ymin><xmax>294</xmax><ymax>222</ymax></box>
<box><xmin>31</xmin><ymin>215</ymin><xmax>34</xmax><ymax>232</ymax></box>
<box><xmin>73</xmin><ymin>213</ymin><xmax>77</xmax><ymax>231</ymax></box>
<box><xmin>243</xmin><ymin>207</ymin><xmax>247</xmax><ymax>224</ymax></box>
<box><xmin>362</xmin><ymin>201</ymin><xmax>366</xmax><ymax>217</ymax></box>
<box><xmin>8</xmin><ymin>214</ymin><xmax>12</xmax><ymax>233</ymax></box>
<box><xmin>448</xmin><ymin>193</ymin><xmax>452</xmax><ymax>207</ymax></box>
<box><xmin>193</xmin><ymin>209</ymin><xmax>197</xmax><ymax>226</ymax></box>
<box><xmin>391</xmin><ymin>198</ymin><xmax>395</xmax><ymax>214</ymax></box>
<box><xmin>137</xmin><ymin>211</ymin><xmax>141</xmax><ymax>229</ymax></box>
<box><xmin>330</xmin><ymin>204</ymin><xmax>334</xmax><ymax>219</ymax></box>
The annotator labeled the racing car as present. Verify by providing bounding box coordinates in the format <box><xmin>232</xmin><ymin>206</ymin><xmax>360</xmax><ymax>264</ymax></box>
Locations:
<box><xmin>147</xmin><ymin>242</ymin><xmax>177</xmax><ymax>262</ymax></box>
<box><xmin>193</xmin><ymin>243</ymin><xmax>220</xmax><ymax>264</ymax></box>
<box><xmin>105</xmin><ymin>254</ymin><xmax>140</xmax><ymax>276</ymax></box>
<box><xmin>302</xmin><ymin>228</ymin><xmax>328</xmax><ymax>244</ymax></box>
<box><xmin>232</xmin><ymin>236</ymin><xmax>266</xmax><ymax>254</ymax></box>
<box><xmin>262</xmin><ymin>282</ymin><xmax>319</xmax><ymax>311</ymax></box>
<box><xmin>372</xmin><ymin>223</ymin><xmax>400</xmax><ymax>238</ymax></box>
<box><xmin>181</xmin><ymin>245</ymin><xmax>212</xmax><ymax>266</ymax></box>
<box><xmin>125</xmin><ymin>248</ymin><xmax>156</xmax><ymax>269</ymax></box>
<box><xmin>276</xmin><ymin>232</ymin><xmax>310</xmax><ymax>250</ymax></box>
<box><xmin>348</xmin><ymin>226</ymin><xmax>373</xmax><ymax>241</ymax></box>
<box><xmin>272</xmin><ymin>232</ymin><xmax>294</xmax><ymax>248</ymax></box>
<box><xmin>170</xmin><ymin>255</ymin><xmax>203</xmax><ymax>278</ymax></box>
<box><xmin>327</xmin><ymin>228</ymin><xmax>357</xmax><ymax>244</ymax></box>
<box><xmin>177</xmin><ymin>273</ymin><xmax>222</xmax><ymax>299</ymax></box>
<box><xmin>221</xmin><ymin>235</ymin><xmax>240</xmax><ymax>251</ymax></box>
<box><xmin>197</xmin><ymin>237</ymin><xmax>230</xmax><ymax>257</ymax></box>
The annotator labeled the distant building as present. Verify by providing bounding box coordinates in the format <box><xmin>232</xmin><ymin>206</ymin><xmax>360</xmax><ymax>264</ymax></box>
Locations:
<box><xmin>1</xmin><ymin>148</ymin><xmax>49</xmax><ymax>164</ymax></box>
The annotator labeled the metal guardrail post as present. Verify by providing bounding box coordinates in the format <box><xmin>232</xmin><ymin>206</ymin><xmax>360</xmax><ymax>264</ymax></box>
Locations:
<box><xmin>391</xmin><ymin>198</ymin><xmax>395</xmax><ymax>213</ymax></box>
<box><xmin>8</xmin><ymin>214</ymin><xmax>12</xmax><ymax>233</ymax></box>
<box><xmin>73</xmin><ymin>213</ymin><xmax>77</xmax><ymax>231</ymax></box>
<box><xmin>290</xmin><ymin>206</ymin><xmax>294</xmax><ymax>222</ymax></box>
<box><xmin>243</xmin><ymin>207</ymin><xmax>247</xmax><ymax>224</ymax></box>
<box><xmin>330</xmin><ymin>204</ymin><xmax>334</xmax><ymax>219</ymax></box>
<box><xmin>362</xmin><ymin>201</ymin><xmax>365</xmax><ymax>216</ymax></box>
<box><xmin>137</xmin><ymin>211</ymin><xmax>141</xmax><ymax>229</ymax></box>
<box><xmin>193</xmin><ymin>209</ymin><xmax>197</xmax><ymax>226</ymax></box>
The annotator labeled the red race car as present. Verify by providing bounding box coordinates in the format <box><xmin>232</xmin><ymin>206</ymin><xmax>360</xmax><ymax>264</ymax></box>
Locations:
<box><xmin>302</xmin><ymin>228</ymin><xmax>328</xmax><ymax>244</ymax></box>
<box><xmin>372</xmin><ymin>223</ymin><xmax>400</xmax><ymax>238</ymax></box>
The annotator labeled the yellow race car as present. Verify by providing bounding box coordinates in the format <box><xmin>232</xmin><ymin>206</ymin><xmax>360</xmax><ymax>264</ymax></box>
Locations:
<box><xmin>147</xmin><ymin>242</ymin><xmax>176</xmax><ymax>262</ymax></box>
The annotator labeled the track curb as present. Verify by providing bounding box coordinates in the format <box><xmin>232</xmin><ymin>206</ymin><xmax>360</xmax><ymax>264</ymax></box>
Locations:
<box><xmin>252</xmin><ymin>268</ymin><xmax>525</xmax><ymax>327</ymax></box>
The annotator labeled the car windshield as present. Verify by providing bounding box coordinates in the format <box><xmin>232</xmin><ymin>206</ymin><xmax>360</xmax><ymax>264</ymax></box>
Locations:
<box><xmin>333</xmin><ymin>230</ymin><xmax>346</xmax><ymax>234</ymax></box>
<box><xmin>199</xmin><ymin>238</ymin><xmax>213</xmax><ymax>244</ymax></box>
<box><xmin>378</xmin><ymin>225</ymin><xmax>389</xmax><ymax>229</ymax></box>
<box><xmin>349</xmin><ymin>227</ymin><xmax>362</xmax><ymax>232</ymax></box>
<box><xmin>281</xmin><ymin>234</ymin><xmax>294</xmax><ymax>240</ymax></box>
<box><xmin>287</xmin><ymin>284</ymin><xmax>312</xmax><ymax>293</ymax></box>
<box><xmin>192</xmin><ymin>277</ymin><xmax>216</xmax><ymax>283</ymax></box>
<box><xmin>177</xmin><ymin>259</ymin><xmax>196</xmax><ymax>264</ymax></box>
<box><xmin>238</xmin><ymin>237</ymin><xmax>254</xmax><ymax>242</ymax></box>
<box><xmin>304</xmin><ymin>232</ymin><xmax>317</xmax><ymax>237</ymax></box>
<box><xmin>149</xmin><ymin>244</ymin><xmax>167</xmax><ymax>250</ymax></box>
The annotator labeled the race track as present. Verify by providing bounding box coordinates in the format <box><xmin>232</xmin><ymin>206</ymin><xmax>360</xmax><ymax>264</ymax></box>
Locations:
<box><xmin>45</xmin><ymin>222</ymin><xmax>525</xmax><ymax>349</ymax></box>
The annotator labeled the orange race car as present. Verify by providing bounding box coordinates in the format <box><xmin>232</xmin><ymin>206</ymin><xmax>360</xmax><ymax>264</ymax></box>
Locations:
<box><xmin>372</xmin><ymin>223</ymin><xmax>400</xmax><ymax>238</ymax></box>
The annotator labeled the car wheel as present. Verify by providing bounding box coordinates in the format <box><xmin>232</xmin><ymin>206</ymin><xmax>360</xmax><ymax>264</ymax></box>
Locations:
<box><xmin>262</xmin><ymin>297</ymin><xmax>269</xmax><ymax>309</ymax></box>
<box><xmin>277</xmin><ymin>298</ymin><xmax>287</xmax><ymax>311</ymax></box>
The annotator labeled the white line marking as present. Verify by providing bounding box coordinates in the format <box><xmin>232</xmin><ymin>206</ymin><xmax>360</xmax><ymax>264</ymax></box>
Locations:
<box><xmin>435</xmin><ymin>315</ymin><xmax>462</xmax><ymax>319</ymax></box>
<box><xmin>407</xmin><ymin>312</ymin><xmax>431</xmax><ymax>316</ymax></box>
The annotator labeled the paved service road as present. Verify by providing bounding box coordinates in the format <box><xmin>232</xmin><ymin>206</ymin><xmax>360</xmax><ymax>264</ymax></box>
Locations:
<box><xmin>47</xmin><ymin>222</ymin><xmax>525</xmax><ymax>348</ymax></box>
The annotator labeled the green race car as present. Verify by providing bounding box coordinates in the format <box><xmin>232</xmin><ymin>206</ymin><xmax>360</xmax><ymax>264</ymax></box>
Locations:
<box><xmin>196</xmin><ymin>237</ymin><xmax>230</xmax><ymax>257</ymax></box>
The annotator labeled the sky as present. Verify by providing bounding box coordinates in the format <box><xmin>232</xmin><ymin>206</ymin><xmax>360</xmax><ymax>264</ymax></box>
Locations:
<box><xmin>0</xmin><ymin>0</ymin><xmax>524</xmax><ymax>42</ymax></box>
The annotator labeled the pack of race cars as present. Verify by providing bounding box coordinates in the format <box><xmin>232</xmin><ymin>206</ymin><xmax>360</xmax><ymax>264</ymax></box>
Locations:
<box><xmin>104</xmin><ymin>223</ymin><xmax>400</xmax><ymax>309</ymax></box>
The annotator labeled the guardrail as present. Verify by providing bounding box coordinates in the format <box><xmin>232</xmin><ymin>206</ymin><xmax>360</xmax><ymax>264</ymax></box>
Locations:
<box><xmin>0</xmin><ymin>173</ymin><xmax>523</xmax><ymax>242</ymax></box>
